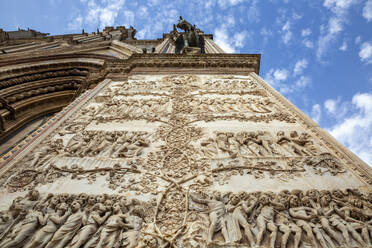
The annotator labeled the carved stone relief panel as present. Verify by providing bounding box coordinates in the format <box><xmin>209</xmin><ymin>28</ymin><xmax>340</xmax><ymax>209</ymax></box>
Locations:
<box><xmin>0</xmin><ymin>74</ymin><xmax>370</xmax><ymax>247</ymax></box>
<box><xmin>0</xmin><ymin>74</ymin><xmax>366</xmax><ymax>193</ymax></box>
<box><xmin>0</xmin><ymin>189</ymin><xmax>370</xmax><ymax>248</ymax></box>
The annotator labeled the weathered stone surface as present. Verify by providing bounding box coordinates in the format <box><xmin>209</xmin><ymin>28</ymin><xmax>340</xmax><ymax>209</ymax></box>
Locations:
<box><xmin>0</xmin><ymin>73</ymin><xmax>370</xmax><ymax>247</ymax></box>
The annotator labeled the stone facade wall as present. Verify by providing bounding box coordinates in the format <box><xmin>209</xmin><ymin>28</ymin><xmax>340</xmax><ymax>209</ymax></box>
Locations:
<box><xmin>0</xmin><ymin>73</ymin><xmax>370</xmax><ymax>247</ymax></box>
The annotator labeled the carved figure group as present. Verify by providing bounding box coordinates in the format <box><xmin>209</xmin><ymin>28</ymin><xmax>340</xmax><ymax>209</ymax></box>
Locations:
<box><xmin>98</xmin><ymin>98</ymin><xmax>172</xmax><ymax>119</ymax></box>
<box><xmin>0</xmin><ymin>191</ymin><xmax>145</xmax><ymax>248</ymax></box>
<box><xmin>200</xmin><ymin>130</ymin><xmax>319</xmax><ymax>159</ymax></box>
<box><xmin>63</xmin><ymin>131</ymin><xmax>150</xmax><ymax>158</ymax></box>
<box><xmin>189</xmin><ymin>188</ymin><xmax>371</xmax><ymax>247</ymax></box>
<box><xmin>189</xmin><ymin>97</ymin><xmax>274</xmax><ymax>114</ymax></box>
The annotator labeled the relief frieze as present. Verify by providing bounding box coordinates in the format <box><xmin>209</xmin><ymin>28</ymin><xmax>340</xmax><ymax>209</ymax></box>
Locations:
<box><xmin>0</xmin><ymin>189</ymin><xmax>370</xmax><ymax>248</ymax></box>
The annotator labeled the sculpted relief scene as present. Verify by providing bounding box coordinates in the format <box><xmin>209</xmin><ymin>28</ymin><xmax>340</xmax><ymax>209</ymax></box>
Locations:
<box><xmin>0</xmin><ymin>74</ymin><xmax>370</xmax><ymax>247</ymax></box>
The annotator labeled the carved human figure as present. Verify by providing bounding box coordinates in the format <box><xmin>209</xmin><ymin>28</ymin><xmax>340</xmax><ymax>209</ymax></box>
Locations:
<box><xmin>24</xmin><ymin>203</ymin><xmax>70</xmax><ymax>248</ymax></box>
<box><xmin>30</xmin><ymin>139</ymin><xmax>63</xmax><ymax>168</ymax></box>
<box><xmin>298</xmin><ymin>132</ymin><xmax>318</xmax><ymax>155</ymax></box>
<box><xmin>235</xmin><ymin>132</ymin><xmax>255</xmax><ymax>157</ymax></box>
<box><xmin>190</xmin><ymin>192</ymin><xmax>228</xmax><ymax>243</ymax></box>
<box><xmin>119</xmin><ymin>132</ymin><xmax>149</xmax><ymax>158</ymax></box>
<box><xmin>249</xmin><ymin>99</ymin><xmax>272</xmax><ymax>113</ymax></box>
<box><xmin>0</xmin><ymin>203</ymin><xmax>47</xmax><ymax>248</ymax></box>
<box><xmin>65</xmin><ymin>133</ymin><xmax>85</xmax><ymax>155</ymax></box>
<box><xmin>338</xmin><ymin>198</ymin><xmax>371</xmax><ymax>246</ymax></box>
<box><xmin>200</xmin><ymin>138</ymin><xmax>218</xmax><ymax>158</ymax></box>
<box><xmin>310</xmin><ymin>194</ymin><xmax>343</xmax><ymax>247</ymax></box>
<box><xmin>80</xmin><ymin>131</ymin><xmax>99</xmax><ymax>156</ymax></box>
<box><xmin>276</xmin><ymin>211</ymin><xmax>302</xmax><ymax>248</ymax></box>
<box><xmin>256</xmin><ymin>131</ymin><xmax>276</xmax><ymax>155</ymax></box>
<box><xmin>96</xmin><ymin>132</ymin><xmax>116</xmax><ymax>156</ymax></box>
<box><xmin>244</xmin><ymin>132</ymin><xmax>264</xmax><ymax>156</ymax></box>
<box><xmin>288</xmin><ymin>196</ymin><xmax>319</xmax><ymax>247</ymax></box>
<box><xmin>120</xmin><ymin>207</ymin><xmax>143</xmax><ymax>248</ymax></box>
<box><xmin>229</xmin><ymin>195</ymin><xmax>257</xmax><ymax>246</ymax></box>
<box><xmin>45</xmin><ymin>201</ymin><xmax>84</xmax><ymax>248</ymax></box>
<box><xmin>328</xmin><ymin>209</ymin><xmax>366</xmax><ymax>247</ymax></box>
<box><xmin>289</xmin><ymin>131</ymin><xmax>309</xmax><ymax>156</ymax></box>
<box><xmin>0</xmin><ymin>210</ymin><xmax>12</xmax><ymax>234</ymax></box>
<box><xmin>226</xmin><ymin>134</ymin><xmax>240</xmax><ymax>158</ymax></box>
<box><xmin>255</xmin><ymin>194</ymin><xmax>283</xmax><ymax>248</ymax></box>
<box><xmin>67</xmin><ymin>203</ymin><xmax>111</xmax><ymax>248</ymax></box>
<box><xmin>215</xmin><ymin>133</ymin><xmax>232</xmax><ymax>157</ymax></box>
<box><xmin>95</xmin><ymin>203</ymin><xmax>131</xmax><ymax>248</ymax></box>
<box><xmin>276</xmin><ymin>131</ymin><xmax>302</xmax><ymax>156</ymax></box>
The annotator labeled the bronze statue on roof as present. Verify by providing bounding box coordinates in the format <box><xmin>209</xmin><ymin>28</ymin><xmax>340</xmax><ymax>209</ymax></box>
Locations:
<box><xmin>171</xmin><ymin>16</ymin><xmax>205</xmax><ymax>54</ymax></box>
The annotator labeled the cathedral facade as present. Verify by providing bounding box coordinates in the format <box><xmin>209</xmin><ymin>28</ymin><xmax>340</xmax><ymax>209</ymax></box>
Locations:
<box><xmin>0</xmin><ymin>20</ymin><xmax>371</xmax><ymax>248</ymax></box>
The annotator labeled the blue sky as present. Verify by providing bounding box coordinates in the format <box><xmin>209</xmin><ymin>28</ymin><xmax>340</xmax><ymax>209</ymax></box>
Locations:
<box><xmin>1</xmin><ymin>0</ymin><xmax>372</xmax><ymax>165</ymax></box>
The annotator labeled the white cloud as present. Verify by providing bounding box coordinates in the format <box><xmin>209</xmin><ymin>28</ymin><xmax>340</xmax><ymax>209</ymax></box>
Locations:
<box><xmin>217</xmin><ymin>0</ymin><xmax>244</xmax><ymax>8</ymax></box>
<box><xmin>311</xmin><ymin>104</ymin><xmax>322</xmax><ymax>124</ymax></box>
<box><xmin>138</xmin><ymin>6</ymin><xmax>148</xmax><ymax>18</ymax></box>
<box><xmin>363</xmin><ymin>0</ymin><xmax>372</xmax><ymax>22</ymax></box>
<box><xmin>123</xmin><ymin>10</ymin><xmax>135</xmax><ymax>27</ymax></box>
<box><xmin>226</xmin><ymin>15</ymin><xmax>236</xmax><ymax>26</ymax></box>
<box><xmin>327</xmin><ymin>93</ymin><xmax>372</xmax><ymax>165</ymax></box>
<box><xmin>67</xmin><ymin>14</ymin><xmax>83</xmax><ymax>31</ymax></box>
<box><xmin>273</xmin><ymin>69</ymin><xmax>289</xmax><ymax>81</ymax></box>
<box><xmin>214</xmin><ymin>23</ymin><xmax>247</xmax><ymax>53</ymax></box>
<box><xmin>355</xmin><ymin>36</ymin><xmax>361</xmax><ymax>44</ymax></box>
<box><xmin>303</xmin><ymin>40</ymin><xmax>314</xmax><ymax>48</ymax></box>
<box><xmin>247</xmin><ymin>0</ymin><xmax>260</xmax><ymax>22</ymax></box>
<box><xmin>280</xmin><ymin>75</ymin><xmax>311</xmax><ymax>94</ymax></box>
<box><xmin>281</xmin><ymin>21</ymin><xmax>292</xmax><ymax>44</ymax></box>
<box><xmin>359</xmin><ymin>42</ymin><xmax>372</xmax><ymax>64</ymax></box>
<box><xmin>260</xmin><ymin>27</ymin><xmax>273</xmax><ymax>43</ymax></box>
<box><xmin>293</xmin><ymin>59</ymin><xmax>308</xmax><ymax>76</ymax></box>
<box><xmin>294</xmin><ymin>75</ymin><xmax>311</xmax><ymax>89</ymax></box>
<box><xmin>301</xmin><ymin>28</ymin><xmax>311</xmax><ymax>37</ymax></box>
<box><xmin>292</xmin><ymin>13</ymin><xmax>302</xmax><ymax>20</ymax></box>
<box><xmin>317</xmin><ymin>0</ymin><xmax>357</xmax><ymax>59</ymax></box>
<box><xmin>264</xmin><ymin>68</ymin><xmax>288</xmax><ymax>87</ymax></box>
<box><xmin>233</xmin><ymin>31</ymin><xmax>247</xmax><ymax>48</ymax></box>
<box><xmin>70</xmin><ymin>0</ymin><xmax>125</xmax><ymax>30</ymax></box>
<box><xmin>324</xmin><ymin>0</ymin><xmax>357</xmax><ymax>15</ymax></box>
<box><xmin>324</xmin><ymin>99</ymin><xmax>338</xmax><ymax>113</ymax></box>
<box><xmin>317</xmin><ymin>17</ymin><xmax>343</xmax><ymax>59</ymax></box>
<box><xmin>328</xmin><ymin>17</ymin><xmax>343</xmax><ymax>33</ymax></box>
<box><xmin>339</xmin><ymin>41</ymin><xmax>347</xmax><ymax>51</ymax></box>
<box><xmin>264</xmin><ymin>68</ymin><xmax>311</xmax><ymax>94</ymax></box>
<box><xmin>204</xmin><ymin>0</ymin><xmax>214</xmax><ymax>8</ymax></box>
<box><xmin>214</xmin><ymin>26</ymin><xmax>235</xmax><ymax>53</ymax></box>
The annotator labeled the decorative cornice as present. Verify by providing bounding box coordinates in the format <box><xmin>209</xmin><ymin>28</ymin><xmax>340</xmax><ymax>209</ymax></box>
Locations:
<box><xmin>105</xmin><ymin>54</ymin><xmax>261</xmax><ymax>75</ymax></box>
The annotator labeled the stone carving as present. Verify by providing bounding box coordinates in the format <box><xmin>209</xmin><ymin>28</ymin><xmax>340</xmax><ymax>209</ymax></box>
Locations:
<box><xmin>3</xmin><ymin>74</ymin><xmax>349</xmax><ymax>195</ymax></box>
<box><xmin>0</xmin><ymin>188</ymin><xmax>370</xmax><ymax>248</ymax></box>
<box><xmin>200</xmin><ymin>130</ymin><xmax>320</xmax><ymax>159</ymax></box>
<box><xmin>25</xmin><ymin>202</ymin><xmax>70</xmax><ymax>248</ymax></box>
<box><xmin>0</xmin><ymin>192</ymin><xmax>150</xmax><ymax>248</ymax></box>
<box><xmin>63</xmin><ymin>131</ymin><xmax>150</xmax><ymax>158</ymax></box>
<box><xmin>187</xmin><ymin>188</ymin><xmax>371</xmax><ymax>247</ymax></box>
<box><xmin>1</xmin><ymin>74</ymin><xmax>369</xmax><ymax>248</ymax></box>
